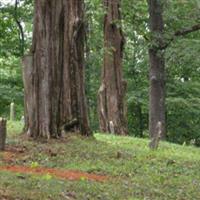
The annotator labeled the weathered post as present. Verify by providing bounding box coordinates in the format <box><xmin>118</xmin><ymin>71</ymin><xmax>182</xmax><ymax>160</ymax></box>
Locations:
<box><xmin>0</xmin><ymin>118</ymin><xmax>7</xmax><ymax>151</ymax></box>
<box><xmin>10</xmin><ymin>102</ymin><xmax>15</xmax><ymax>121</ymax></box>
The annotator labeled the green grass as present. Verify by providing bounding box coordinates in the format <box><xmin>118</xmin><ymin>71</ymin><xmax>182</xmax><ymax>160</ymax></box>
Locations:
<box><xmin>0</xmin><ymin>121</ymin><xmax>200</xmax><ymax>199</ymax></box>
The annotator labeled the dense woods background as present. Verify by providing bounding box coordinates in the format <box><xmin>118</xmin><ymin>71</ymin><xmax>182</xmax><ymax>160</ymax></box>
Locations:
<box><xmin>0</xmin><ymin>0</ymin><xmax>200</xmax><ymax>144</ymax></box>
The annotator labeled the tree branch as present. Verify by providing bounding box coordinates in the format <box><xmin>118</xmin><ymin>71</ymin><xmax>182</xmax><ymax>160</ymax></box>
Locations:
<box><xmin>161</xmin><ymin>23</ymin><xmax>200</xmax><ymax>50</ymax></box>
<box><xmin>174</xmin><ymin>23</ymin><xmax>200</xmax><ymax>37</ymax></box>
<box><xmin>14</xmin><ymin>0</ymin><xmax>25</xmax><ymax>56</ymax></box>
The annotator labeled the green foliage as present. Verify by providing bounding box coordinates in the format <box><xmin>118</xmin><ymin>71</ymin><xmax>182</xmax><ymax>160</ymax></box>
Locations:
<box><xmin>0</xmin><ymin>56</ymin><xmax>24</xmax><ymax>119</ymax></box>
<box><xmin>0</xmin><ymin>0</ymin><xmax>33</xmax><ymax>119</ymax></box>
<box><xmin>31</xmin><ymin>161</ymin><xmax>39</xmax><ymax>168</ymax></box>
<box><xmin>165</xmin><ymin>22</ymin><xmax>200</xmax><ymax>145</ymax></box>
<box><xmin>84</xmin><ymin>0</ymin><xmax>104</xmax><ymax>130</ymax></box>
<box><xmin>167</xmin><ymin>81</ymin><xmax>200</xmax><ymax>145</ymax></box>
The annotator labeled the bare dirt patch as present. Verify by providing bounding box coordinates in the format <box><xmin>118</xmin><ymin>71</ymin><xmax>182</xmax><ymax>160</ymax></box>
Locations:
<box><xmin>0</xmin><ymin>165</ymin><xmax>108</xmax><ymax>182</ymax></box>
<box><xmin>2</xmin><ymin>146</ymin><xmax>27</xmax><ymax>163</ymax></box>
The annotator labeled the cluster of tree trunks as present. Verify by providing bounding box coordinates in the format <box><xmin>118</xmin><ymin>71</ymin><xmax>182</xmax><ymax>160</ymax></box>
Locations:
<box><xmin>23</xmin><ymin>0</ymin><xmax>200</xmax><ymax>140</ymax></box>
<box><xmin>23</xmin><ymin>0</ymin><xmax>91</xmax><ymax>138</ymax></box>
<box><xmin>98</xmin><ymin>0</ymin><xmax>127</xmax><ymax>135</ymax></box>
<box><xmin>23</xmin><ymin>0</ymin><xmax>128</xmax><ymax>138</ymax></box>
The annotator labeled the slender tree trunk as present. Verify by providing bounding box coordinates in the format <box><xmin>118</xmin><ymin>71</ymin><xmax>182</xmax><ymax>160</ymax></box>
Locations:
<box><xmin>147</xmin><ymin>0</ymin><xmax>166</xmax><ymax>140</ymax></box>
<box><xmin>137</xmin><ymin>103</ymin><xmax>143</xmax><ymax>138</ymax></box>
<box><xmin>23</xmin><ymin>0</ymin><xmax>91</xmax><ymax>139</ymax></box>
<box><xmin>98</xmin><ymin>0</ymin><xmax>127</xmax><ymax>135</ymax></box>
<box><xmin>0</xmin><ymin>118</ymin><xmax>7</xmax><ymax>151</ymax></box>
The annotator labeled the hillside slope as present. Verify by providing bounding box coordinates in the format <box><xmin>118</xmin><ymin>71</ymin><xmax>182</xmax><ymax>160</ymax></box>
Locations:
<box><xmin>0</xmin><ymin>124</ymin><xmax>200</xmax><ymax>199</ymax></box>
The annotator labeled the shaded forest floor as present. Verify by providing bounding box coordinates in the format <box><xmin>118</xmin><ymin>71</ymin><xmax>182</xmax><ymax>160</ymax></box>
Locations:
<box><xmin>0</xmin><ymin>122</ymin><xmax>200</xmax><ymax>200</ymax></box>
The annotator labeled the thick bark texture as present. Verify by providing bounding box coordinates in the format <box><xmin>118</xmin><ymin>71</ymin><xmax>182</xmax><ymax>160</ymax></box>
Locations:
<box><xmin>98</xmin><ymin>0</ymin><xmax>127</xmax><ymax>135</ymax></box>
<box><xmin>0</xmin><ymin>118</ymin><xmax>7</xmax><ymax>151</ymax></box>
<box><xmin>23</xmin><ymin>0</ymin><xmax>91</xmax><ymax>138</ymax></box>
<box><xmin>148</xmin><ymin>0</ymin><xmax>166</xmax><ymax>140</ymax></box>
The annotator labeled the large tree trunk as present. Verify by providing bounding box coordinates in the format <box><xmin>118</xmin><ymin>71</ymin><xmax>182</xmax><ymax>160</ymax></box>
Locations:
<box><xmin>23</xmin><ymin>0</ymin><xmax>91</xmax><ymax>138</ymax></box>
<box><xmin>98</xmin><ymin>0</ymin><xmax>127</xmax><ymax>135</ymax></box>
<box><xmin>147</xmin><ymin>0</ymin><xmax>166</xmax><ymax>140</ymax></box>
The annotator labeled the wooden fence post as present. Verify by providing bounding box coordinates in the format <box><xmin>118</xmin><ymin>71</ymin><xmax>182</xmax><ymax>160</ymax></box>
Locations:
<box><xmin>0</xmin><ymin>118</ymin><xmax>7</xmax><ymax>151</ymax></box>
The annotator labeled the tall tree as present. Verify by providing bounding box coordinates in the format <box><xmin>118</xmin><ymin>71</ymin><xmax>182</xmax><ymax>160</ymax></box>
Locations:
<box><xmin>147</xmin><ymin>0</ymin><xmax>200</xmax><ymax>145</ymax></box>
<box><xmin>147</xmin><ymin>0</ymin><xmax>166</xmax><ymax>142</ymax></box>
<box><xmin>98</xmin><ymin>0</ymin><xmax>127</xmax><ymax>135</ymax></box>
<box><xmin>23</xmin><ymin>0</ymin><xmax>91</xmax><ymax>139</ymax></box>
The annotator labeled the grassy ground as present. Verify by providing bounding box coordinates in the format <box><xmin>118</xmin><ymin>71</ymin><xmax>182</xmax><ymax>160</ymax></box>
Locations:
<box><xmin>0</xmin><ymin>122</ymin><xmax>200</xmax><ymax>199</ymax></box>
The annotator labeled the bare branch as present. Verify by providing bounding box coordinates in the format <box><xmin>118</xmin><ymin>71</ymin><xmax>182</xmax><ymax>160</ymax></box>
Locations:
<box><xmin>174</xmin><ymin>23</ymin><xmax>200</xmax><ymax>37</ymax></box>
<box><xmin>160</xmin><ymin>23</ymin><xmax>200</xmax><ymax>50</ymax></box>
<box><xmin>14</xmin><ymin>0</ymin><xmax>25</xmax><ymax>56</ymax></box>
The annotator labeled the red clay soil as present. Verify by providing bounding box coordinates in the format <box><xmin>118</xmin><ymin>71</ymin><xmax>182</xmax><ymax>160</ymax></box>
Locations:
<box><xmin>0</xmin><ymin>165</ymin><xmax>108</xmax><ymax>182</ymax></box>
